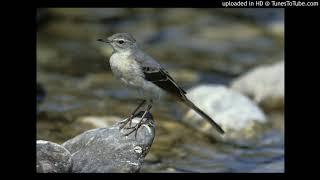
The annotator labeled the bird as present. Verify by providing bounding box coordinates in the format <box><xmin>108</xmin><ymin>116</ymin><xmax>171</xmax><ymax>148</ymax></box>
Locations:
<box><xmin>98</xmin><ymin>33</ymin><xmax>225</xmax><ymax>137</ymax></box>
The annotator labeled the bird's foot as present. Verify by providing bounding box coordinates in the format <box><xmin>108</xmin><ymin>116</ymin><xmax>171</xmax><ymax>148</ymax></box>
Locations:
<box><xmin>123</xmin><ymin>115</ymin><xmax>145</xmax><ymax>130</ymax></box>
<box><xmin>118</xmin><ymin>114</ymin><xmax>134</xmax><ymax>129</ymax></box>
<box><xmin>124</xmin><ymin>120</ymin><xmax>140</xmax><ymax>130</ymax></box>
<box><xmin>121</xmin><ymin>108</ymin><xmax>152</xmax><ymax>138</ymax></box>
<box><xmin>118</xmin><ymin>100</ymin><xmax>146</xmax><ymax>129</ymax></box>
<box><xmin>123</xmin><ymin>118</ymin><xmax>146</xmax><ymax>138</ymax></box>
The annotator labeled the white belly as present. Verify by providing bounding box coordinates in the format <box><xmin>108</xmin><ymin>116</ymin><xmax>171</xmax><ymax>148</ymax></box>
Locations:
<box><xmin>109</xmin><ymin>52</ymin><xmax>143</xmax><ymax>86</ymax></box>
<box><xmin>109</xmin><ymin>52</ymin><xmax>163</xmax><ymax>101</ymax></box>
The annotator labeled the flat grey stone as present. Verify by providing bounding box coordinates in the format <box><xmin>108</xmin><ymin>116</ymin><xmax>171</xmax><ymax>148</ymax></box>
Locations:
<box><xmin>62</xmin><ymin>111</ymin><xmax>155</xmax><ymax>173</ymax></box>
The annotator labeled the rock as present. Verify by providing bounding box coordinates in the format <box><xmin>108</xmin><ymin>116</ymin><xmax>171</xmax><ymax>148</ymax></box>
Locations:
<box><xmin>230</xmin><ymin>61</ymin><xmax>284</xmax><ymax>111</ymax></box>
<box><xmin>36</xmin><ymin>140</ymin><xmax>72</xmax><ymax>173</ymax></box>
<box><xmin>62</xmin><ymin>111</ymin><xmax>155</xmax><ymax>173</ymax></box>
<box><xmin>183</xmin><ymin>85</ymin><xmax>267</xmax><ymax>141</ymax></box>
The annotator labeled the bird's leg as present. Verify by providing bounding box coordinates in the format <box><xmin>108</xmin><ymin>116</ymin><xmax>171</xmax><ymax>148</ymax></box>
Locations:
<box><xmin>124</xmin><ymin>102</ymin><xmax>151</xmax><ymax>130</ymax></box>
<box><xmin>123</xmin><ymin>104</ymin><xmax>152</xmax><ymax>138</ymax></box>
<box><xmin>118</xmin><ymin>100</ymin><xmax>146</xmax><ymax>129</ymax></box>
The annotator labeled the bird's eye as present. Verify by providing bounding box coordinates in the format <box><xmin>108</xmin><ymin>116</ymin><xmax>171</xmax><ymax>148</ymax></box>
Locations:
<box><xmin>118</xmin><ymin>40</ymin><xmax>124</xmax><ymax>44</ymax></box>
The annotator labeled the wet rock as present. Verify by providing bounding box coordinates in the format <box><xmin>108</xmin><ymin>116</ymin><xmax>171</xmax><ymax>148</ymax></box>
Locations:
<box><xmin>36</xmin><ymin>140</ymin><xmax>72</xmax><ymax>173</ymax></box>
<box><xmin>62</xmin><ymin>111</ymin><xmax>155</xmax><ymax>173</ymax></box>
<box><xmin>183</xmin><ymin>85</ymin><xmax>266</xmax><ymax>141</ymax></box>
<box><xmin>231</xmin><ymin>61</ymin><xmax>284</xmax><ymax>111</ymax></box>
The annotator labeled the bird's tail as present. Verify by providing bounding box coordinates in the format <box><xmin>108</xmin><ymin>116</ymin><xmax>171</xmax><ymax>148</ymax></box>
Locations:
<box><xmin>182</xmin><ymin>98</ymin><xmax>225</xmax><ymax>134</ymax></box>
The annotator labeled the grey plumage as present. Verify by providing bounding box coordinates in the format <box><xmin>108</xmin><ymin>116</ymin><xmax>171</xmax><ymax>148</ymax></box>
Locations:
<box><xmin>99</xmin><ymin>33</ymin><xmax>225</xmax><ymax>135</ymax></box>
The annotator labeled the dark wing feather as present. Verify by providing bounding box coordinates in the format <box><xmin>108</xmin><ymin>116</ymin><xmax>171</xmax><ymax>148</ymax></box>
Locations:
<box><xmin>142</xmin><ymin>67</ymin><xmax>186</xmax><ymax>98</ymax></box>
<box><xmin>143</xmin><ymin>67</ymin><xmax>224</xmax><ymax>134</ymax></box>
<box><xmin>131</xmin><ymin>51</ymin><xmax>225</xmax><ymax>134</ymax></box>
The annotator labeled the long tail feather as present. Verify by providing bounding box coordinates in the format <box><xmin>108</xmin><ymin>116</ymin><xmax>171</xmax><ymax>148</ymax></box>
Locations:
<box><xmin>183</xmin><ymin>98</ymin><xmax>225</xmax><ymax>134</ymax></box>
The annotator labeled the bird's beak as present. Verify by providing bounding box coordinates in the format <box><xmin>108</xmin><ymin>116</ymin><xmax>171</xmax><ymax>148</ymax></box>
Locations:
<box><xmin>97</xmin><ymin>39</ymin><xmax>110</xmax><ymax>43</ymax></box>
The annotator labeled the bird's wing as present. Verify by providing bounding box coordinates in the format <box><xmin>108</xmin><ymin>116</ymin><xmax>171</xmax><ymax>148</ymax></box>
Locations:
<box><xmin>143</xmin><ymin>67</ymin><xmax>187</xmax><ymax>99</ymax></box>
<box><xmin>137</xmin><ymin>58</ymin><xmax>225</xmax><ymax>134</ymax></box>
<box><xmin>130</xmin><ymin>50</ymin><xmax>187</xmax><ymax>99</ymax></box>
<box><xmin>131</xmin><ymin>50</ymin><xmax>225</xmax><ymax>134</ymax></box>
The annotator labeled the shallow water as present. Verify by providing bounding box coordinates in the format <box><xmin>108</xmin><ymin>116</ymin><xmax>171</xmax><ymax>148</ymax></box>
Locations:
<box><xmin>37</xmin><ymin>8</ymin><xmax>284</xmax><ymax>172</ymax></box>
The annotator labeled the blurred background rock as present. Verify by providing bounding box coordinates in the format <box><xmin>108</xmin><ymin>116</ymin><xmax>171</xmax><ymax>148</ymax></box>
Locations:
<box><xmin>37</xmin><ymin>8</ymin><xmax>284</xmax><ymax>172</ymax></box>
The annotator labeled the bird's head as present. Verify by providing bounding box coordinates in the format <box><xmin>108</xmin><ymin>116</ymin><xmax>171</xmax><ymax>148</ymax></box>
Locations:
<box><xmin>98</xmin><ymin>33</ymin><xmax>138</xmax><ymax>53</ymax></box>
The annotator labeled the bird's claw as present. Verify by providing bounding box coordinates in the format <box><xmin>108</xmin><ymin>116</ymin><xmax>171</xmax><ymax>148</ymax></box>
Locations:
<box><xmin>122</xmin><ymin>117</ymin><xmax>149</xmax><ymax>138</ymax></box>
<box><xmin>123</xmin><ymin>122</ymin><xmax>139</xmax><ymax>130</ymax></box>
<box><xmin>123</xmin><ymin>126</ymin><xmax>140</xmax><ymax>138</ymax></box>
<box><xmin>118</xmin><ymin>114</ymin><xmax>134</xmax><ymax>129</ymax></box>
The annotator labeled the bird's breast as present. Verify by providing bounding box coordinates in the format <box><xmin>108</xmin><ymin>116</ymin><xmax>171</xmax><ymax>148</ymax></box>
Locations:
<box><xmin>109</xmin><ymin>52</ymin><xmax>164</xmax><ymax>101</ymax></box>
<box><xmin>109</xmin><ymin>53</ymin><xmax>144</xmax><ymax>87</ymax></box>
